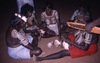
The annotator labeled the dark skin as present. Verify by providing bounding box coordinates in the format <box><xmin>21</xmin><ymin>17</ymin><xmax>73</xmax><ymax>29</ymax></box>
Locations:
<box><xmin>21</xmin><ymin>5</ymin><xmax>42</xmax><ymax>48</ymax></box>
<box><xmin>23</xmin><ymin>23</ymin><xmax>40</xmax><ymax>48</ymax></box>
<box><xmin>41</xmin><ymin>7</ymin><xmax>61</xmax><ymax>38</ymax></box>
<box><xmin>36</xmin><ymin>31</ymin><xmax>97</xmax><ymax>61</ymax></box>
<box><xmin>26</xmin><ymin>11</ymin><xmax>39</xmax><ymax>27</ymax></box>
<box><xmin>61</xmin><ymin>36</ymin><xmax>90</xmax><ymax>50</ymax></box>
<box><xmin>69</xmin><ymin>6</ymin><xmax>91</xmax><ymax>24</ymax></box>
<box><xmin>21</xmin><ymin>4</ymin><xmax>39</xmax><ymax>27</ymax></box>
<box><xmin>6</xmin><ymin>18</ymin><xmax>42</xmax><ymax>57</ymax></box>
<box><xmin>6</xmin><ymin>19</ymin><xmax>28</xmax><ymax>48</ymax></box>
<box><xmin>85</xmin><ymin>18</ymin><xmax>100</xmax><ymax>33</ymax></box>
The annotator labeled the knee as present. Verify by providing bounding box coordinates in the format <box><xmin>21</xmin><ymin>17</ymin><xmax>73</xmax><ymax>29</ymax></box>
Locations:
<box><xmin>32</xmin><ymin>47</ymin><xmax>42</xmax><ymax>56</ymax></box>
<box><xmin>31</xmin><ymin>30</ymin><xmax>40</xmax><ymax>37</ymax></box>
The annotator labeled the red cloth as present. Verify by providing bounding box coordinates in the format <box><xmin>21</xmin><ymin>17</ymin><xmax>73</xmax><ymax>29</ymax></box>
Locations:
<box><xmin>67</xmin><ymin>34</ymin><xmax>98</xmax><ymax>58</ymax></box>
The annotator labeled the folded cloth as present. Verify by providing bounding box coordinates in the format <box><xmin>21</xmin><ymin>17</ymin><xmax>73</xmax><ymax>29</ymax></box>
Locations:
<box><xmin>8</xmin><ymin>45</ymin><xmax>31</xmax><ymax>59</ymax></box>
<box><xmin>47</xmin><ymin>41</ymin><xmax>53</xmax><ymax>48</ymax></box>
<box><xmin>62</xmin><ymin>41</ymin><xmax>69</xmax><ymax>50</ymax></box>
<box><xmin>54</xmin><ymin>39</ymin><xmax>61</xmax><ymax>47</ymax></box>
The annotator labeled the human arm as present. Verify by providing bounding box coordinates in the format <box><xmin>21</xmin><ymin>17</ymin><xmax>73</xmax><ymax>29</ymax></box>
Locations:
<box><xmin>22</xmin><ymin>43</ymin><xmax>34</xmax><ymax>50</ymax></box>
<box><xmin>12</xmin><ymin>29</ymin><xmax>34</xmax><ymax>49</ymax></box>
<box><xmin>67</xmin><ymin>39</ymin><xmax>90</xmax><ymax>50</ymax></box>
<box><xmin>61</xmin><ymin>34</ymin><xmax>92</xmax><ymax>51</ymax></box>
<box><xmin>39</xmin><ymin>12</ymin><xmax>48</xmax><ymax>30</ymax></box>
<box><xmin>17</xmin><ymin>33</ymin><xmax>34</xmax><ymax>49</ymax></box>
<box><xmin>85</xmin><ymin>18</ymin><xmax>100</xmax><ymax>33</ymax></box>
<box><xmin>23</xmin><ymin>17</ymin><xmax>39</xmax><ymax>33</ymax></box>
<box><xmin>69</xmin><ymin>10</ymin><xmax>79</xmax><ymax>22</ymax></box>
<box><xmin>32</xmin><ymin>13</ymin><xmax>39</xmax><ymax>27</ymax></box>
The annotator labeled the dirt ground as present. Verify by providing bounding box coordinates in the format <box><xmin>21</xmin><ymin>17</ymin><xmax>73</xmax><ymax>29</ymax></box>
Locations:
<box><xmin>0</xmin><ymin>0</ymin><xmax>100</xmax><ymax>63</ymax></box>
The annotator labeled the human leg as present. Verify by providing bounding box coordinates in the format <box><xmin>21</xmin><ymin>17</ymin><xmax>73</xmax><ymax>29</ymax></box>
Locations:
<box><xmin>30</xmin><ymin>47</ymin><xmax>42</xmax><ymax>57</ymax></box>
<box><xmin>31</xmin><ymin>30</ymin><xmax>40</xmax><ymax>48</ymax></box>
<box><xmin>36</xmin><ymin>50</ymin><xmax>70</xmax><ymax>61</ymax></box>
<box><xmin>8</xmin><ymin>45</ymin><xmax>32</xmax><ymax>59</ymax></box>
<box><xmin>32</xmin><ymin>37</ymin><xmax>38</xmax><ymax>48</ymax></box>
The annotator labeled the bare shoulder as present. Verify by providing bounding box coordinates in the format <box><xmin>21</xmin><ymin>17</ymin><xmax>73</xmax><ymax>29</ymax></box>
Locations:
<box><xmin>6</xmin><ymin>26</ymin><xmax>20</xmax><ymax>47</ymax></box>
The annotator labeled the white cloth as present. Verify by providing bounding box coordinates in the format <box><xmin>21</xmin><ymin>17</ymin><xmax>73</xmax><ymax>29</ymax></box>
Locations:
<box><xmin>8</xmin><ymin>45</ymin><xmax>31</xmax><ymax>59</ymax></box>
<box><xmin>62</xmin><ymin>41</ymin><xmax>69</xmax><ymax>50</ymax></box>
<box><xmin>17</xmin><ymin>0</ymin><xmax>35</xmax><ymax>13</ymax></box>
<box><xmin>70</xmin><ymin>9</ymin><xmax>90</xmax><ymax>22</ymax></box>
<box><xmin>26</xmin><ymin>25</ymin><xmax>37</xmax><ymax>30</ymax></box>
<box><xmin>74</xmin><ymin>30</ymin><xmax>92</xmax><ymax>44</ymax></box>
<box><xmin>47</xmin><ymin>39</ymin><xmax>61</xmax><ymax>48</ymax></box>
<box><xmin>47</xmin><ymin>23</ymin><xmax>59</xmax><ymax>35</ymax></box>
<box><xmin>12</xmin><ymin>29</ymin><xmax>29</xmax><ymax>45</ymax></box>
<box><xmin>41</xmin><ymin>10</ymin><xmax>59</xmax><ymax>25</ymax></box>
<box><xmin>41</xmin><ymin>10</ymin><xmax>59</xmax><ymax>35</ymax></box>
<box><xmin>47</xmin><ymin>41</ymin><xmax>53</xmax><ymax>48</ymax></box>
<box><xmin>8</xmin><ymin>35</ymin><xmax>33</xmax><ymax>59</ymax></box>
<box><xmin>47</xmin><ymin>39</ymin><xmax>69</xmax><ymax>50</ymax></box>
<box><xmin>53</xmin><ymin>40</ymin><xmax>61</xmax><ymax>47</ymax></box>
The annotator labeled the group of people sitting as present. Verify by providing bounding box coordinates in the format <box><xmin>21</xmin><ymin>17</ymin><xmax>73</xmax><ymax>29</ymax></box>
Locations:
<box><xmin>6</xmin><ymin>1</ymin><xmax>99</xmax><ymax>62</ymax></box>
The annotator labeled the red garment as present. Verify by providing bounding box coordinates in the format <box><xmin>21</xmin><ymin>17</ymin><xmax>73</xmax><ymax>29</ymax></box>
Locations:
<box><xmin>67</xmin><ymin>34</ymin><xmax>98</xmax><ymax>58</ymax></box>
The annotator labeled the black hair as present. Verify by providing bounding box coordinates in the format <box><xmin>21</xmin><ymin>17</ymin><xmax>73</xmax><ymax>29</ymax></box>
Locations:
<box><xmin>77</xmin><ymin>3</ymin><xmax>93</xmax><ymax>23</ymax></box>
<box><xmin>21</xmin><ymin>3</ymin><xmax>34</xmax><ymax>16</ymax></box>
<box><xmin>9</xmin><ymin>15</ymin><xmax>20</xmax><ymax>25</ymax></box>
<box><xmin>42</xmin><ymin>2</ymin><xmax>53</xmax><ymax>11</ymax></box>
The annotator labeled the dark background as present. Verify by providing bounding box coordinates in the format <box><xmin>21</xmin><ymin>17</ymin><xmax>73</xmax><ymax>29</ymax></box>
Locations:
<box><xmin>1</xmin><ymin>0</ymin><xmax>100</xmax><ymax>22</ymax></box>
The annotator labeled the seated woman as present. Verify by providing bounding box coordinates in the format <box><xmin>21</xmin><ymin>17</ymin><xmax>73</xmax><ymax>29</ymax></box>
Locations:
<box><xmin>21</xmin><ymin>4</ymin><xmax>41</xmax><ymax>45</ymax></box>
<box><xmin>69</xmin><ymin>4</ymin><xmax>92</xmax><ymax>24</ymax></box>
<box><xmin>36</xmin><ymin>5</ymin><xmax>98</xmax><ymax>60</ymax></box>
<box><xmin>36</xmin><ymin>27</ymin><xmax>98</xmax><ymax>61</ymax></box>
<box><xmin>39</xmin><ymin>2</ymin><xmax>61</xmax><ymax>38</ymax></box>
<box><xmin>21</xmin><ymin>3</ymin><xmax>39</xmax><ymax>33</ymax></box>
<box><xmin>6</xmin><ymin>14</ymin><xmax>42</xmax><ymax>59</ymax></box>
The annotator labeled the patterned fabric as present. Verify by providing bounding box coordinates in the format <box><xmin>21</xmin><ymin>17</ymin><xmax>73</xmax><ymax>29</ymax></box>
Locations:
<box><xmin>74</xmin><ymin>30</ymin><xmax>92</xmax><ymax>44</ymax></box>
<box><xmin>67</xmin><ymin>34</ymin><xmax>97</xmax><ymax>58</ymax></box>
<box><xmin>8</xmin><ymin>35</ymin><xmax>33</xmax><ymax>59</ymax></box>
<box><xmin>70</xmin><ymin>9</ymin><xmax>90</xmax><ymax>23</ymax></box>
<box><xmin>8</xmin><ymin>45</ymin><xmax>31</xmax><ymax>59</ymax></box>
<box><xmin>41</xmin><ymin>10</ymin><xmax>59</xmax><ymax>25</ymax></box>
<box><xmin>41</xmin><ymin>10</ymin><xmax>59</xmax><ymax>35</ymax></box>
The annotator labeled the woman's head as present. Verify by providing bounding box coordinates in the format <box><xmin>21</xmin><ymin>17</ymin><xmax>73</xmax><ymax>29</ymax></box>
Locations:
<box><xmin>43</xmin><ymin>2</ymin><xmax>53</xmax><ymax>11</ymax></box>
<box><xmin>43</xmin><ymin>2</ymin><xmax>54</xmax><ymax>16</ymax></box>
<box><xmin>10</xmin><ymin>14</ymin><xmax>26</xmax><ymax>29</ymax></box>
<box><xmin>77</xmin><ymin>3</ymin><xmax>89</xmax><ymax>12</ymax></box>
<box><xmin>21</xmin><ymin>3</ymin><xmax>34</xmax><ymax>17</ymax></box>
